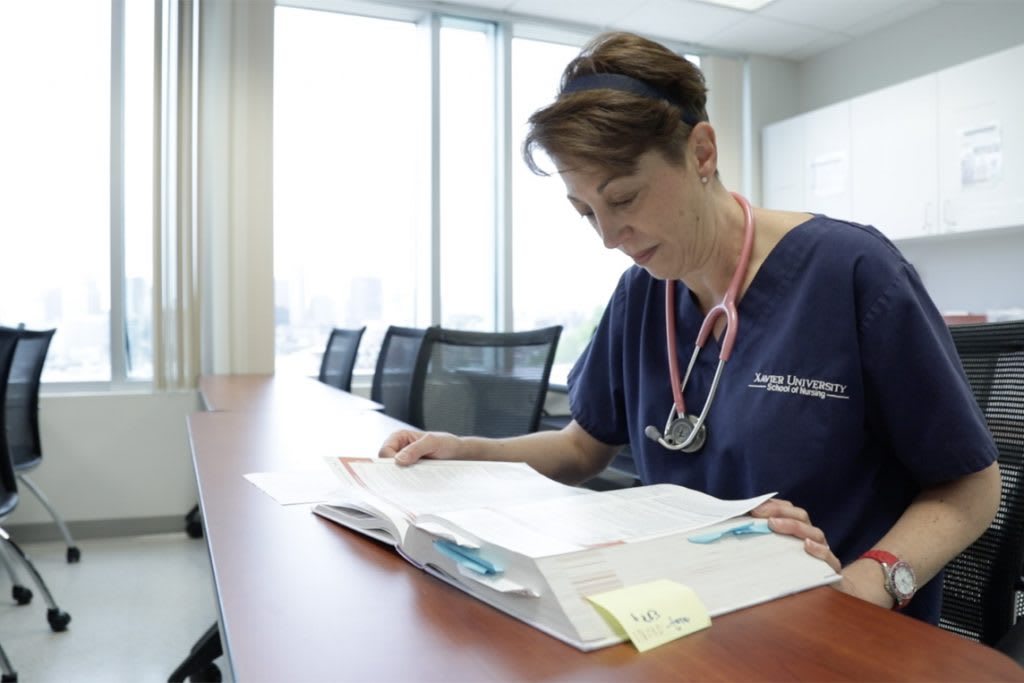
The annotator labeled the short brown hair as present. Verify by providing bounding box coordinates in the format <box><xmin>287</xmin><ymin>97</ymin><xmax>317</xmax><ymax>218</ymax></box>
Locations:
<box><xmin>522</xmin><ymin>32</ymin><xmax>708</xmax><ymax>176</ymax></box>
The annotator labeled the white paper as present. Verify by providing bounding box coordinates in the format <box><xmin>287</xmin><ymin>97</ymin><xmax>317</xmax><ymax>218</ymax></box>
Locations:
<box><xmin>244</xmin><ymin>471</ymin><xmax>341</xmax><ymax>505</ymax></box>
<box><xmin>960</xmin><ymin>121</ymin><xmax>1002</xmax><ymax>187</ymax></box>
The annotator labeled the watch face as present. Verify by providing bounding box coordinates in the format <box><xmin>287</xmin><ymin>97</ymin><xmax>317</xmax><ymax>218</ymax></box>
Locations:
<box><xmin>892</xmin><ymin>564</ymin><xmax>916</xmax><ymax>597</ymax></box>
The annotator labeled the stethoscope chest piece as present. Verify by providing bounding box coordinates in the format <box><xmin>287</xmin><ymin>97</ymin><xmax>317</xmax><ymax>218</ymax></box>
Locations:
<box><xmin>663</xmin><ymin>414</ymin><xmax>707</xmax><ymax>452</ymax></box>
<box><xmin>645</xmin><ymin>192</ymin><xmax>755</xmax><ymax>455</ymax></box>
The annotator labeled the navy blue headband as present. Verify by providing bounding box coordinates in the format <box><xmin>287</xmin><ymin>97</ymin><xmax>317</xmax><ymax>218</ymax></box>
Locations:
<box><xmin>561</xmin><ymin>72</ymin><xmax>700</xmax><ymax>126</ymax></box>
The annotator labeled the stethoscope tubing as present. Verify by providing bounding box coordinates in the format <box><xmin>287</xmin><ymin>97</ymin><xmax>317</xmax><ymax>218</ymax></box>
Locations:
<box><xmin>659</xmin><ymin>192</ymin><xmax>755</xmax><ymax>451</ymax></box>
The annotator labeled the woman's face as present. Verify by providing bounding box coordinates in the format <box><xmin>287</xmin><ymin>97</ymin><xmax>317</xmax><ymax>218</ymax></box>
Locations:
<box><xmin>558</xmin><ymin>149</ymin><xmax>708</xmax><ymax>281</ymax></box>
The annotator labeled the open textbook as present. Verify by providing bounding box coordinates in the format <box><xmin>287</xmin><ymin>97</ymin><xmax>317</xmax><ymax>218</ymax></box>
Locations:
<box><xmin>313</xmin><ymin>458</ymin><xmax>840</xmax><ymax>651</ymax></box>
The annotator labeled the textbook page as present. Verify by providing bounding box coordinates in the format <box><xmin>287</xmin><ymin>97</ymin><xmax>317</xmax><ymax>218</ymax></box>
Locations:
<box><xmin>313</xmin><ymin>483</ymin><xmax>411</xmax><ymax>546</ymax></box>
<box><xmin>322</xmin><ymin>457</ymin><xmax>589</xmax><ymax>520</ymax></box>
<box><xmin>419</xmin><ymin>484</ymin><xmax>775</xmax><ymax>558</ymax></box>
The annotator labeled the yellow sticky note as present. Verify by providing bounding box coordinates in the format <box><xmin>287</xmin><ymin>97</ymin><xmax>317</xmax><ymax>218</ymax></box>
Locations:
<box><xmin>586</xmin><ymin>579</ymin><xmax>711</xmax><ymax>652</ymax></box>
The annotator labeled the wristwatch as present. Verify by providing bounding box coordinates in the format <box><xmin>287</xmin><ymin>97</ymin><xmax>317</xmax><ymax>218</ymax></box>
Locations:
<box><xmin>860</xmin><ymin>550</ymin><xmax>916</xmax><ymax>610</ymax></box>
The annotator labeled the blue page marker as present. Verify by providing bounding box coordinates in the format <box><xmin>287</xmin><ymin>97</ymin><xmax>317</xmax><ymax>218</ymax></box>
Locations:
<box><xmin>433</xmin><ymin>540</ymin><xmax>502</xmax><ymax>575</ymax></box>
<box><xmin>688</xmin><ymin>520</ymin><xmax>772</xmax><ymax>544</ymax></box>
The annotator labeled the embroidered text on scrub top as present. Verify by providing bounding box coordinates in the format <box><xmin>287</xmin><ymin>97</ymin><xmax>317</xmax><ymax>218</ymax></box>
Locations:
<box><xmin>748</xmin><ymin>372</ymin><xmax>850</xmax><ymax>400</ymax></box>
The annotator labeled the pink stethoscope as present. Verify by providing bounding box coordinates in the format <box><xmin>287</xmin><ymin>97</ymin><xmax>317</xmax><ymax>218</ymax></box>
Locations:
<box><xmin>644</xmin><ymin>192</ymin><xmax>755</xmax><ymax>452</ymax></box>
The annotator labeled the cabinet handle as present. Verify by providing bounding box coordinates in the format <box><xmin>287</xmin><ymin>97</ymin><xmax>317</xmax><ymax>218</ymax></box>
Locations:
<box><xmin>942</xmin><ymin>199</ymin><xmax>957</xmax><ymax>229</ymax></box>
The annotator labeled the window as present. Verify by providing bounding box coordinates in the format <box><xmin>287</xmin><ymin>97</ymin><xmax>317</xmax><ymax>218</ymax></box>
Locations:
<box><xmin>510</xmin><ymin>37</ymin><xmax>630</xmax><ymax>384</ymax></box>
<box><xmin>0</xmin><ymin>0</ymin><xmax>154</xmax><ymax>384</ymax></box>
<box><xmin>273</xmin><ymin>8</ymin><xmax>428</xmax><ymax>377</ymax></box>
<box><xmin>272</xmin><ymin>7</ymin><xmax>703</xmax><ymax>386</ymax></box>
<box><xmin>123</xmin><ymin>0</ymin><xmax>156</xmax><ymax>380</ymax></box>
<box><xmin>439</xmin><ymin>21</ymin><xmax>497</xmax><ymax>331</ymax></box>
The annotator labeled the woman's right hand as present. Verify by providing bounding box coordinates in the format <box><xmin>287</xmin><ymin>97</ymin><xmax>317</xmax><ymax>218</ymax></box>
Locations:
<box><xmin>378</xmin><ymin>429</ymin><xmax>463</xmax><ymax>466</ymax></box>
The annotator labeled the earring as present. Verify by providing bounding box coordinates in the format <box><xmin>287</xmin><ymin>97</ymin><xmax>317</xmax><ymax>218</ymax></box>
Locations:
<box><xmin>701</xmin><ymin>176</ymin><xmax>709</xmax><ymax>185</ymax></box>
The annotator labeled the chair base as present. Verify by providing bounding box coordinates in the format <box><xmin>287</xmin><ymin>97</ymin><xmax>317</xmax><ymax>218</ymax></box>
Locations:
<box><xmin>15</xmin><ymin>474</ymin><xmax>79</xmax><ymax>559</ymax></box>
<box><xmin>0</xmin><ymin>532</ymin><xmax>72</xmax><ymax>632</ymax></box>
<box><xmin>0</xmin><ymin>639</ymin><xmax>16</xmax><ymax>682</ymax></box>
<box><xmin>168</xmin><ymin>622</ymin><xmax>222</xmax><ymax>683</ymax></box>
<box><xmin>185</xmin><ymin>505</ymin><xmax>204</xmax><ymax>539</ymax></box>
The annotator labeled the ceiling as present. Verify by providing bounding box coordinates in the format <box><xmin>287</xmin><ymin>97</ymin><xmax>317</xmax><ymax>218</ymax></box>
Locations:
<box><xmin>414</xmin><ymin>0</ymin><xmax>944</xmax><ymax>60</ymax></box>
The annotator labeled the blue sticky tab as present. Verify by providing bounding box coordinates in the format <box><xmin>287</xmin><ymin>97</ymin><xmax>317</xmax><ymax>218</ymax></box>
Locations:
<box><xmin>732</xmin><ymin>520</ymin><xmax>772</xmax><ymax>537</ymax></box>
<box><xmin>688</xmin><ymin>520</ymin><xmax>771</xmax><ymax>544</ymax></box>
<box><xmin>433</xmin><ymin>540</ymin><xmax>502</xmax><ymax>575</ymax></box>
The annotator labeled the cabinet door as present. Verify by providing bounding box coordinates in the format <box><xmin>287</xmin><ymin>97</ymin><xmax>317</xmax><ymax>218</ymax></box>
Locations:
<box><xmin>762</xmin><ymin>113</ymin><xmax>805</xmax><ymax>211</ymax></box>
<box><xmin>850</xmin><ymin>74</ymin><xmax>939</xmax><ymax>240</ymax></box>
<box><xmin>939</xmin><ymin>44</ymin><xmax>1024</xmax><ymax>232</ymax></box>
<box><xmin>803</xmin><ymin>102</ymin><xmax>851</xmax><ymax>219</ymax></box>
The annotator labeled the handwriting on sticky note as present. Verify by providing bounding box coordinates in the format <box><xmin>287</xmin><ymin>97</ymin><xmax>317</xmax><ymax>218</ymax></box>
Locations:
<box><xmin>586</xmin><ymin>579</ymin><xmax>711</xmax><ymax>652</ymax></box>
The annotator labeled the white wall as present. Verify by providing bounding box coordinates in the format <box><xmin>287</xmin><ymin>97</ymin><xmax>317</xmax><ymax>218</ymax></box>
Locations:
<box><xmin>746</xmin><ymin>55</ymin><xmax>800</xmax><ymax>205</ymax></box>
<box><xmin>198</xmin><ymin>0</ymin><xmax>276</xmax><ymax>375</ymax></box>
<box><xmin>702</xmin><ymin>55</ymin><xmax>744</xmax><ymax>191</ymax></box>
<box><xmin>7</xmin><ymin>391</ymin><xmax>201</xmax><ymax>530</ymax></box>
<box><xmin>755</xmin><ymin>0</ymin><xmax>1024</xmax><ymax>316</ymax></box>
<box><xmin>897</xmin><ymin>230</ymin><xmax>1024</xmax><ymax>317</ymax></box>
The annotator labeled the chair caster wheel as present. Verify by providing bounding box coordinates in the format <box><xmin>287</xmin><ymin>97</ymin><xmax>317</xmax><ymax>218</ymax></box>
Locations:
<box><xmin>189</xmin><ymin>663</ymin><xmax>221</xmax><ymax>682</ymax></box>
<box><xmin>11</xmin><ymin>585</ymin><xmax>32</xmax><ymax>605</ymax></box>
<box><xmin>186</xmin><ymin>520</ymin><xmax>204</xmax><ymax>539</ymax></box>
<box><xmin>67</xmin><ymin>546</ymin><xmax>81</xmax><ymax>563</ymax></box>
<box><xmin>47</xmin><ymin>608</ymin><xmax>71</xmax><ymax>632</ymax></box>
<box><xmin>1</xmin><ymin>671</ymin><xmax>17</xmax><ymax>682</ymax></box>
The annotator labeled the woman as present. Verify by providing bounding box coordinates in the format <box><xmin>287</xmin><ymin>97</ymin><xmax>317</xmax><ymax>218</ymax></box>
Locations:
<box><xmin>380</xmin><ymin>32</ymin><xmax>1000</xmax><ymax>623</ymax></box>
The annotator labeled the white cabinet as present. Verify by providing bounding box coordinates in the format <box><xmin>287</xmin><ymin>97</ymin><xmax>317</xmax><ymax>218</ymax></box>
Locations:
<box><xmin>802</xmin><ymin>102</ymin><xmax>851</xmax><ymax>219</ymax></box>
<box><xmin>850</xmin><ymin>74</ymin><xmax>939</xmax><ymax>240</ymax></box>
<box><xmin>762</xmin><ymin>43</ymin><xmax>1024</xmax><ymax>242</ymax></box>
<box><xmin>762</xmin><ymin>113</ymin><xmax>805</xmax><ymax>211</ymax></box>
<box><xmin>761</xmin><ymin>102</ymin><xmax>850</xmax><ymax>216</ymax></box>
<box><xmin>938</xmin><ymin>43</ymin><xmax>1024</xmax><ymax>233</ymax></box>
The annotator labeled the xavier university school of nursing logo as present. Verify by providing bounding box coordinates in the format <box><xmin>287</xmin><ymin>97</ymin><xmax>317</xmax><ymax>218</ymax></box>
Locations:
<box><xmin>748</xmin><ymin>372</ymin><xmax>850</xmax><ymax>401</ymax></box>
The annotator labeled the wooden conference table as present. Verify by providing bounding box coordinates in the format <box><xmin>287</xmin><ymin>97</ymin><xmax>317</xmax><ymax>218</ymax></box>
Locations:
<box><xmin>190</xmin><ymin>374</ymin><xmax>1024</xmax><ymax>681</ymax></box>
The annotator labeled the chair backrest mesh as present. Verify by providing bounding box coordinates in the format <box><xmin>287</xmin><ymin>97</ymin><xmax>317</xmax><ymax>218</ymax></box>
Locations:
<box><xmin>409</xmin><ymin>326</ymin><xmax>562</xmax><ymax>437</ymax></box>
<box><xmin>318</xmin><ymin>327</ymin><xmax>366</xmax><ymax>392</ymax></box>
<box><xmin>370</xmin><ymin>326</ymin><xmax>429</xmax><ymax>423</ymax></box>
<box><xmin>940</xmin><ymin>320</ymin><xmax>1024</xmax><ymax>645</ymax></box>
<box><xmin>0</xmin><ymin>327</ymin><xmax>22</xmax><ymax>501</ymax></box>
<box><xmin>0</xmin><ymin>326</ymin><xmax>54</xmax><ymax>469</ymax></box>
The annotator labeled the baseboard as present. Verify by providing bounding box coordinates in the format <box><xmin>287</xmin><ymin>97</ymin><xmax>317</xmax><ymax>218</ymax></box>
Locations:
<box><xmin>3</xmin><ymin>515</ymin><xmax>190</xmax><ymax>543</ymax></box>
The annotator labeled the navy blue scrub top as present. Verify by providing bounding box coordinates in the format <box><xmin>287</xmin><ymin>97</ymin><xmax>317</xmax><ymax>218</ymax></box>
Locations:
<box><xmin>568</xmin><ymin>215</ymin><xmax>998</xmax><ymax>624</ymax></box>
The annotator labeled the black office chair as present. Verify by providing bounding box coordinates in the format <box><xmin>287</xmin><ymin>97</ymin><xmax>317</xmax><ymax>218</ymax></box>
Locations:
<box><xmin>939</xmin><ymin>320</ymin><xmax>1024</xmax><ymax>653</ymax></box>
<box><xmin>0</xmin><ymin>326</ymin><xmax>80</xmax><ymax>563</ymax></box>
<box><xmin>408</xmin><ymin>326</ymin><xmax>562</xmax><ymax>437</ymax></box>
<box><xmin>370</xmin><ymin>325</ymin><xmax>430</xmax><ymax>423</ymax></box>
<box><xmin>0</xmin><ymin>327</ymin><xmax>72</xmax><ymax>683</ymax></box>
<box><xmin>317</xmin><ymin>326</ymin><xmax>366</xmax><ymax>392</ymax></box>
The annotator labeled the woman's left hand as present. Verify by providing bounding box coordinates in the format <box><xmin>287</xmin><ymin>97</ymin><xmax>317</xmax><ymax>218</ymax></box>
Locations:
<box><xmin>749</xmin><ymin>498</ymin><xmax>886</xmax><ymax>604</ymax></box>
<box><xmin>749</xmin><ymin>498</ymin><xmax>841</xmax><ymax>573</ymax></box>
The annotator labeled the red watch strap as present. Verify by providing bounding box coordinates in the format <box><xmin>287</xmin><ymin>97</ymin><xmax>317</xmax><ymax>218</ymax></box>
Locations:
<box><xmin>860</xmin><ymin>549</ymin><xmax>913</xmax><ymax>610</ymax></box>
<box><xmin>861</xmin><ymin>549</ymin><xmax>900</xmax><ymax>566</ymax></box>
